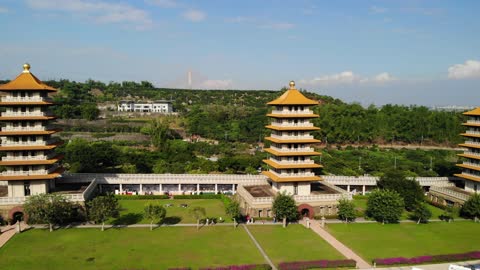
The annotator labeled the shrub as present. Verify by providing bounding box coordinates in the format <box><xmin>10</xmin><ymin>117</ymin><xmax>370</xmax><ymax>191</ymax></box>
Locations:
<box><xmin>374</xmin><ymin>251</ymin><xmax>480</xmax><ymax>266</ymax></box>
<box><xmin>174</xmin><ymin>194</ymin><xmax>222</xmax><ymax>199</ymax></box>
<box><xmin>278</xmin><ymin>259</ymin><xmax>356</xmax><ymax>270</ymax></box>
<box><xmin>168</xmin><ymin>268</ymin><xmax>192</xmax><ymax>270</ymax></box>
<box><xmin>115</xmin><ymin>195</ymin><xmax>169</xmax><ymax>200</ymax></box>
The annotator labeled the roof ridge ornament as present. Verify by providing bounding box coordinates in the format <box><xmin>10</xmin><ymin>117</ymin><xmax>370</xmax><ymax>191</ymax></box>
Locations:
<box><xmin>22</xmin><ymin>63</ymin><xmax>31</xmax><ymax>73</ymax></box>
<box><xmin>289</xmin><ymin>80</ymin><xmax>295</xmax><ymax>90</ymax></box>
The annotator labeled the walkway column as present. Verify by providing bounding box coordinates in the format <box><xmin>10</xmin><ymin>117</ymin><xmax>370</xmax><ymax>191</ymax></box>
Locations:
<box><xmin>347</xmin><ymin>185</ymin><xmax>350</xmax><ymax>193</ymax></box>
<box><xmin>159</xmin><ymin>184</ymin><xmax>163</xmax><ymax>194</ymax></box>
<box><xmin>178</xmin><ymin>184</ymin><xmax>181</xmax><ymax>192</ymax></box>
<box><xmin>215</xmin><ymin>184</ymin><xmax>218</xmax><ymax>194</ymax></box>
<box><xmin>119</xmin><ymin>184</ymin><xmax>123</xmax><ymax>193</ymax></box>
<box><xmin>362</xmin><ymin>185</ymin><xmax>366</xmax><ymax>195</ymax></box>
<box><xmin>232</xmin><ymin>184</ymin><xmax>235</xmax><ymax>194</ymax></box>
<box><xmin>197</xmin><ymin>183</ymin><xmax>200</xmax><ymax>194</ymax></box>
<box><xmin>139</xmin><ymin>184</ymin><xmax>143</xmax><ymax>194</ymax></box>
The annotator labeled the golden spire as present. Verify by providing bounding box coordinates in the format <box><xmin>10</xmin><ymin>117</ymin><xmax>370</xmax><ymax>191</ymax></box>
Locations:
<box><xmin>289</xmin><ymin>80</ymin><xmax>295</xmax><ymax>90</ymax></box>
<box><xmin>22</xmin><ymin>63</ymin><xmax>31</xmax><ymax>73</ymax></box>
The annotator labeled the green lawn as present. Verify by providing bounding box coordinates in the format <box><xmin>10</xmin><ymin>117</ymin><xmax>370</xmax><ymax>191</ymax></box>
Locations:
<box><xmin>249</xmin><ymin>225</ymin><xmax>345</xmax><ymax>264</ymax></box>
<box><xmin>327</xmin><ymin>222</ymin><xmax>480</xmax><ymax>262</ymax></box>
<box><xmin>0</xmin><ymin>227</ymin><xmax>264</xmax><ymax>270</ymax></box>
<box><xmin>109</xmin><ymin>199</ymin><xmax>229</xmax><ymax>224</ymax></box>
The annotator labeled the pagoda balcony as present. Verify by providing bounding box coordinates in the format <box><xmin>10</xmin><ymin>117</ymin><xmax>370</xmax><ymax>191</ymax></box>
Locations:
<box><xmin>270</xmin><ymin>122</ymin><xmax>314</xmax><ymax>128</ymax></box>
<box><xmin>1</xmin><ymin>96</ymin><xmax>52</xmax><ymax>103</ymax></box>
<box><xmin>270</xmin><ymin>159</ymin><xmax>315</xmax><ymax>165</ymax></box>
<box><xmin>464</xmin><ymin>141</ymin><xmax>480</xmax><ymax>146</ymax></box>
<box><xmin>467</xmin><ymin>120</ymin><xmax>480</xmax><ymax>124</ymax></box>
<box><xmin>2</xmin><ymin>125</ymin><xmax>54</xmax><ymax>132</ymax></box>
<box><xmin>268</xmin><ymin>170</ymin><xmax>315</xmax><ymax>178</ymax></box>
<box><xmin>2</xmin><ymin>153</ymin><xmax>57</xmax><ymax>161</ymax></box>
<box><xmin>462</xmin><ymin>151</ymin><xmax>480</xmax><ymax>157</ymax></box>
<box><xmin>1</xmin><ymin>111</ymin><xmax>53</xmax><ymax>117</ymax></box>
<box><xmin>270</xmin><ymin>146</ymin><xmax>314</xmax><ymax>152</ymax></box>
<box><xmin>462</xmin><ymin>161</ymin><xmax>480</xmax><ymax>168</ymax></box>
<box><xmin>2</xmin><ymin>164</ymin><xmax>60</xmax><ymax>176</ymax></box>
<box><xmin>466</xmin><ymin>131</ymin><xmax>480</xmax><ymax>135</ymax></box>
<box><xmin>2</xmin><ymin>138</ymin><xmax>59</xmax><ymax>147</ymax></box>
<box><xmin>271</xmin><ymin>109</ymin><xmax>313</xmax><ymax>115</ymax></box>
<box><xmin>270</xmin><ymin>134</ymin><xmax>314</xmax><ymax>140</ymax></box>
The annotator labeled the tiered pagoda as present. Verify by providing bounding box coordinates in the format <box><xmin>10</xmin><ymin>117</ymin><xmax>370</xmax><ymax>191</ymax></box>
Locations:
<box><xmin>0</xmin><ymin>64</ymin><xmax>64</xmax><ymax>197</ymax></box>
<box><xmin>263</xmin><ymin>81</ymin><xmax>322</xmax><ymax>195</ymax></box>
<box><xmin>455</xmin><ymin>107</ymin><xmax>480</xmax><ymax>193</ymax></box>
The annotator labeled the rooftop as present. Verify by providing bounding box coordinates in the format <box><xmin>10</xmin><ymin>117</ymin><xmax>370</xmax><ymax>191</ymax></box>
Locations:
<box><xmin>244</xmin><ymin>185</ymin><xmax>276</xmax><ymax>197</ymax></box>
<box><xmin>0</xmin><ymin>64</ymin><xmax>57</xmax><ymax>92</ymax></box>
<box><xmin>463</xmin><ymin>107</ymin><xmax>480</xmax><ymax>116</ymax></box>
<box><xmin>267</xmin><ymin>81</ymin><xmax>319</xmax><ymax>106</ymax></box>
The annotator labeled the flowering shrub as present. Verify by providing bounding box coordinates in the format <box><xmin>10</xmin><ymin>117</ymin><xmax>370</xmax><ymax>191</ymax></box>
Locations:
<box><xmin>167</xmin><ymin>268</ymin><xmax>192</xmax><ymax>270</ymax></box>
<box><xmin>278</xmin><ymin>259</ymin><xmax>356</xmax><ymax>270</ymax></box>
<box><xmin>374</xmin><ymin>251</ymin><xmax>480</xmax><ymax>266</ymax></box>
<box><xmin>199</xmin><ymin>264</ymin><xmax>271</xmax><ymax>270</ymax></box>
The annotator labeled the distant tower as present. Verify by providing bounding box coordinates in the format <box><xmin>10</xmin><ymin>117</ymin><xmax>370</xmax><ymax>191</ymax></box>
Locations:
<box><xmin>263</xmin><ymin>81</ymin><xmax>322</xmax><ymax>195</ymax></box>
<box><xmin>455</xmin><ymin>107</ymin><xmax>480</xmax><ymax>193</ymax></box>
<box><xmin>0</xmin><ymin>64</ymin><xmax>64</xmax><ymax>197</ymax></box>
<box><xmin>187</xmin><ymin>70</ymin><xmax>192</xmax><ymax>89</ymax></box>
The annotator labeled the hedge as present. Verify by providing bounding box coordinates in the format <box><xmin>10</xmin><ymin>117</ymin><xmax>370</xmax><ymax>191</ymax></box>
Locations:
<box><xmin>278</xmin><ymin>259</ymin><xmax>356</xmax><ymax>270</ymax></box>
<box><xmin>115</xmin><ymin>195</ymin><xmax>169</xmax><ymax>200</ymax></box>
<box><xmin>374</xmin><ymin>251</ymin><xmax>480</xmax><ymax>266</ymax></box>
<box><xmin>173</xmin><ymin>194</ymin><xmax>223</xmax><ymax>199</ymax></box>
<box><xmin>199</xmin><ymin>264</ymin><xmax>271</xmax><ymax>270</ymax></box>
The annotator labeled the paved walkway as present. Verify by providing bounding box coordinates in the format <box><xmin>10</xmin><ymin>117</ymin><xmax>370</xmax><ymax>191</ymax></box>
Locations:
<box><xmin>242</xmin><ymin>224</ymin><xmax>277</xmax><ymax>270</ymax></box>
<box><xmin>0</xmin><ymin>222</ymin><xmax>27</xmax><ymax>248</ymax></box>
<box><xmin>300</xmin><ymin>219</ymin><xmax>372</xmax><ymax>269</ymax></box>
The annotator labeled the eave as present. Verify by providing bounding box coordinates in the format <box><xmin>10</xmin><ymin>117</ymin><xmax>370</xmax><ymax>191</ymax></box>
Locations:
<box><xmin>265</xmin><ymin>125</ymin><xmax>320</xmax><ymax>131</ymax></box>
<box><xmin>267</xmin><ymin>113</ymin><xmax>319</xmax><ymax>118</ymax></box>
<box><xmin>457</xmin><ymin>153</ymin><xmax>480</xmax><ymax>161</ymax></box>
<box><xmin>460</xmin><ymin>133</ymin><xmax>480</xmax><ymax>138</ymax></box>
<box><xmin>0</xmin><ymin>155</ymin><xmax>64</xmax><ymax>166</ymax></box>
<box><xmin>265</xmin><ymin>136</ymin><xmax>321</xmax><ymax>144</ymax></box>
<box><xmin>264</xmin><ymin>148</ymin><xmax>321</xmax><ymax>156</ymax></box>
<box><xmin>263</xmin><ymin>159</ymin><xmax>323</xmax><ymax>169</ymax></box>
<box><xmin>457</xmin><ymin>163</ymin><xmax>480</xmax><ymax>172</ymax></box>
<box><xmin>459</xmin><ymin>143</ymin><xmax>480</xmax><ymax>150</ymax></box>
<box><xmin>0</xmin><ymin>101</ymin><xmax>53</xmax><ymax>106</ymax></box>
<box><xmin>462</xmin><ymin>123</ymin><xmax>480</xmax><ymax>127</ymax></box>
<box><xmin>0</xmin><ymin>167</ymin><xmax>64</xmax><ymax>181</ymax></box>
<box><xmin>0</xmin><ymin>129</ymin><xmax>61</xmax><ymax>136</ymax></box>
<box><xmin>262</xmin><ymin>171</ymin><xmax>322</xmax><ymax>182</ymax></box>
<box><xmin>0</xmin><ymin>116</ymin><xmax>56</xmax><ymax>121</ymax></box>
<box><xmin>0</xmin><ymin>141</ymin><xmax>64</xmax><ymax>151</ymax></box>
<box><xmin>454</xmin><ymin>173</ymin><xmax>480</xmax><ymax>183</ymax></box>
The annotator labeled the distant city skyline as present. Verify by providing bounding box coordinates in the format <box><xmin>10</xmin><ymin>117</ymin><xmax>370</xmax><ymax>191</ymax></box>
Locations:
<box><xmin>0</xmin><ymin>0</ymin><xmax>479</xmax><ymax>106</ymax></box>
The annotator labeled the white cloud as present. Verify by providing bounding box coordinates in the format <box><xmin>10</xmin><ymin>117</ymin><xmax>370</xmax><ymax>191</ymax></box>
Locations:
<box><xmin>0</xmin><ymin>6</ymin><xmax>9</xmax><ymax>13</ymax></box>
<box><xmin>199</xmin><ymin>79</ymin><xmax>232</xmax><ymax>89</ymax></box>
<box><xmin>225</xmin><ymin>16</ymin><xmax>255</xmax><ymax>24</ymax></box>
<box><xmin>145</xmin><ymin>0</ymin><xmax>179</xmax><ymax>8</ymax></box>
<box><xmin>260</xmin><ymin>22</ymin><xmax>295</xmax><ymax>30</ymax></box>
<box><xmin>182</xmin><ymin>9</ymin><xmax>206</xmax><ymax>22</ymax></box>
<box><xmin>370</xmin><ymin>6</ymin><xmax>388</xmax><ymax>14</ymax></box>
<box><xmin>301</xmin><ymin>71</ymin><xmax>395</xmax><ymax>85</ymax></box>
<box><xmin>448</xmin><ymin>60</ymin><xmax>480</xmax><ymax>79</ymax></box>
<box><xmin>25</xmin><ymin>0</ymin><xmax>152</xmax><ymax>29</ymax></box>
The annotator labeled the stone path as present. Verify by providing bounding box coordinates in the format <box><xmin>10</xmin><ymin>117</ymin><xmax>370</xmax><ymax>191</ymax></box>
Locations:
<box><xmin>300</xmin><ymin>219</ymin><xmax>372</xmax><ymax>269</ymax></box>
<box><xmin>0</xmin><ymin>222</ymin><xmax>27</xmax><ymax>248</ymax></box>
<box><xmin>242</xmin><ymin>224</ymin><xmax>277</xmax><ymax>270</ymax></box>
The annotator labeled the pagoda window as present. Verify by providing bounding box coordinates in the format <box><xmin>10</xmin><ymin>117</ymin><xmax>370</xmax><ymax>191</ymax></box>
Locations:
<box><xmin>20</xmin><ymin>92</ymin><xmax>26</xmax><ymax>97</ymax></box>
<box><xmin>13</xmin><ymin>91</ymin><xmax>18</xmax><ymax>97</ymax></box>
<box><xmin>21</xmin><ymin>107</ymin><xmax>26</xmax><ymax>112</ymax></box>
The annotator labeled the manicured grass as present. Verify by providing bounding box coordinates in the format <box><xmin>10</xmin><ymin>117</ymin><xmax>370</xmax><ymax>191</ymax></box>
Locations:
<box><xmin>109</xmin><ymin>199</ymin><xmax>229</xmax><ymax>224</ymax></box>
<box><xmin>0</xmin><ymin>227</ymin><xmax>264</xmax><ymax>270</ymax></box>
<box><xmin>327</xmin><ymin>221</ymin><xmax>480</xmax><ymax>262</ymax></box>
<box><xmin>249</xmin><ymin>225</ymin><xmax>345</xmax><ymax>264</ymax></box>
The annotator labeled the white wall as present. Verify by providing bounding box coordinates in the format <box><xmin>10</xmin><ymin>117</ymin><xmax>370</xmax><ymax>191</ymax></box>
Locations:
<box><xmin>465</xmin><ymin>180</ymin><xmax>479</xmax><ymax>193</ymax></box>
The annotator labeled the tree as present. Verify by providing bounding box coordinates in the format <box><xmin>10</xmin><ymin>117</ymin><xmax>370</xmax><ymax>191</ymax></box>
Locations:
<box><xmin>144</xmin><ymin>203</ymin><xmax>166</xmax><ymax>230</ymax></box>
<box><xmin>80</xmin><ymin>103</ymin><xmax>100</xmax><ymax>120</ymax></box>
<box><xmin>366</xmin><ymin>189</ymin><xmax>404</xmax><ymax>224</ymax></box>
<box><xmin>23</xmin><ymin>194</ymin><xmax>74</xmax><ymax>232</ymax></box>
<box><xmin>461</xmin><ymin>194</ymin><xmax>480</xmax><ymax>220</ymax></box>
<box><xmin>189</xmin><ymin>206</ymin><xmax>206</xmax><ymax>230</ymax></box>
<box><xmin>272</xmin><ymin>192</ymin><xmax>298</xmax><ymax>228</ymax></box>
<box><xmin>337</xmin><ymin>198</ymin><xmax>356</xmax><ymax>222</ymax></box>
<box><xmin>87</xmin><ymin>194</ymin><xmax>119</xmax><ymax>231</ymax></box>
<box><xmin>225</xmin><ymin>200</ymin><xmax>242</xmax><ymax>228</ymax></box>
<box><xmin>411</xmin><ymin>203</ymin><xmax>432</xmax><ymax>224</ymax></box>
<box><xmin>378</xmin><ymin>170</ymin><xmax>424</xmax><ymax>211</ymax></box>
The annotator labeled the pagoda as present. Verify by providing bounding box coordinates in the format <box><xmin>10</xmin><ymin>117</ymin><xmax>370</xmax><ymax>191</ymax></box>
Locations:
<box><xmin>455</xmin><ymin>107</ymin><xmax>480</xmax><ymax>193</ymax></box>
<box><xmin>263</xmin><ymin>81</ymin><xmax>322</xmax><ymax>195</ymax></box>
<box><xmin>0</xmin><ymin>63</ymin><xmax>64</xmax><ymax>197</ymax></box>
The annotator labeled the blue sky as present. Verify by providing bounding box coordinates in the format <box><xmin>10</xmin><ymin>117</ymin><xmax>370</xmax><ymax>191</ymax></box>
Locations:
<box><xmin>0</xmin><ymin>0</ymin><xmax>479</xmax><ymax>106</ymax></box>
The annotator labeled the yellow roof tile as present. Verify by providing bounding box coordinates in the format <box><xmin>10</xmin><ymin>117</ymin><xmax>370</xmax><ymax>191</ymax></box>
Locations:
<box><xmin>463</xmin><ymin>107</ymin><xmax>480</xmax><ymax>116</ymax></box>
<box><xmin>0</xmin><ymin>64</ymin><xmax>57</xmax><ymax>92</ymax></box>
<box><xmin>267</xmin><ymin>81</ymin><xmax>319</xmax><ymax>105</ymax></box>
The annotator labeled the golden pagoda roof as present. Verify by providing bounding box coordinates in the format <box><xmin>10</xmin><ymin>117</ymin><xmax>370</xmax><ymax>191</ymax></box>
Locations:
<box><xmin>0</xmin><ymin>64</ymin><xmax>57</xmax><ymax>92</ymax></box>
<box><xmin>459</xmin><ymin>143</ymin><xmax>480</xmax><ymax>149</ymax></box>
<box><xmin>457</xmin><ymin>153</ymin><xmax>480</xmax><ymax>161</ymax></box>
<box><xmin>454</xmin><ymin>173</ymin><xmax>480</xmax><ymax>183</ymax></box>
<box><xmin>457</xmin><ymin>163</ymin><xmax>480</xmax><ymax>172</ymax></box>
<box><xmin>0</xmin><ymin>129</ymin><xmax>61</xmax><ymax>136</ymax></box>
<box><xmin>463</xmin><ymin>107</ymin><xmax>480</xmax><ymax>116</ymax></box>
<box><xmin>267</xmin><ymin>81</ymin><xmax>319</xmax><ymax>106</ymax></box>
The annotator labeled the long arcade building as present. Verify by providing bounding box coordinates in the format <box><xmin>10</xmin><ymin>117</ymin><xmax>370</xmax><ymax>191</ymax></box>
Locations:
<box><xmin>0</xmin><ymin>64</ymin><xmax>64</xmax><ymax>197</ymax></box>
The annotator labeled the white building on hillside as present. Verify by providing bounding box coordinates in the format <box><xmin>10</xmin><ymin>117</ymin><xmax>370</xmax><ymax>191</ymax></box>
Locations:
<box><xmin>117</xmin><ymin>100</ymin><xmax>173</xmax><ymax>113</ymax></box>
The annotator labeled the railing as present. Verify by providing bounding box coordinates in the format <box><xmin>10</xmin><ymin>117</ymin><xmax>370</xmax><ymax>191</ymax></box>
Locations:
<box><xmin>0</xmin><ymin>193</ymin><xmax>86</xmax><ymax>205</ymax></box>
<box><xmin>466</xmin><ymin>130</ymin><xmax>480</xmax><ymax>135</ymax></box>
<box><xmin>2</xmin><ymin>138</ymin><xmax>58</xmax><ymax>146</ymax></box>
<box><xmin>1</xmin><ymin>154</ymin><xmax>55</xmax><ymax>161</ymax></box>
<box><xmin>270</xmin><ymin>158</ymin><xmax>314</xmax><ymax>165</ymax></box>
<box><xmin>2</xmin><ymin>125</ymin><xmax>54</xmax><ymax>132</ymax></box>
<box><xmin>1</xmin><ymin>96</ymin><xmax>51</xmax><ymax>102</ymax></box>
<box><xmin>270</xmin><ymin>134</ymin><xmax>314</xmax><ymax>140</ymax></box>
<box><xmin>271</xmin><ymin>110</ymin><xmax>313</xmax><ymax>115</ymax></box>
<box><xmin>267</xmin><ymin>170</ymin><xmax>315</xmax><ymax>178</ymax></box>
<box><xmin>429</xmin><ymin>186</ymin><xmax>471</xmax><ymax>201</ymax></box>
<box><xmin>269</xmin><ymin>146</ymin><xmax>314</xmax><ymax>153</ymax></box>
<box><xmin>462</xmin><ymin>162</ymin><xmax>480</xmax><ymax>167</ymax></box>
<box><xmin>464</xmin><ymin>141</ymin><xmax>480</xmax><ymax>146</ymax></box>
<box><xmin>1</xmin><ymin>112</ymin><xmax>49</xmax><ymax>117</ymax></box>
<box><xmin>463</xmin><ymin>151</ymin><xmax>480</xmax><ymax>157</ymax></box>
<box><xmin>270</xmin><ymin>122</ymin><xmax>314</xmax><ymax>128</ymax></box>
<box><xmin>467</xmin><ymin>120</ymin><xmax>480</xmax><ymax>124</ymax></box>
<box><xmin>322</xmin><ymin>175</ymin><xmax>456</xmax><ymax>187</ymax></box>
<box><xmin>294</xmin><ymin>193</ymin><xmax>350</xmax><ymax>203</ymax></box>
<box><xmin>236</xmin><ymin>185</ymin><xmax>273</xmax><ymax>204</ymax></box>
<box><xmin>82</xmin><ymin>178</ymin><xmax>97</xmax><ymax>200</ymax></box>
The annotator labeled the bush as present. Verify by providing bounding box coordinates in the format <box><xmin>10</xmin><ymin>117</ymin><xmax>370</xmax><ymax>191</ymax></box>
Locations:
<box><xmin>366</xmin><ymin>189</ymin><xmax>404</xmax><ymax>224</ymax></box>
<box><xmin>199</xmin><ymin>264</ymin><xmax>271</xmax><ymax>270</ymax></box>
<box><xmin>173</xmin><ymin>194</ymin><xmax>222</xmax><ymax>199</ymax></box>
<box><xmin>374</xmin><ymin>251</ymin><xmax>480</xmax><ymax>266</ymax></box>
<box><xmin>278</xmin><ymin>259</ymin><xmax>356</xmax><ymax>270</ymax></box>
<box><xmin>168</xmin><ymin>268</ymin><xmax>192</xmax><ymax>270</ymax></box>
<box><xmin>115</xmin><ymin>195</ymin><xmax>169</xmax><ymax>200</ymax></box>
